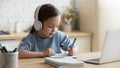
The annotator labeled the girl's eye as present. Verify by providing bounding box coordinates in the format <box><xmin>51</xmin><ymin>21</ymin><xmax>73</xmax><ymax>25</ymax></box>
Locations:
<box><xmin>48</xmin><ymin>25</ymin><xmax>59</xmax><ymax>28</ymax></box>
<box><xmin>48</xmin><ymin>25</ymin><xmax>53</xmax><ymax>28</ymax></box>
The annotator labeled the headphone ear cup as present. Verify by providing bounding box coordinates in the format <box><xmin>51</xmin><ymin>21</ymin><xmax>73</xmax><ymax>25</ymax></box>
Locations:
<box><xmin>34</xmin><ymin>5</ymin><xmax>42</xmax><ymax>31</ymax></box>
<box><xmin>34</xmin><ymin>21</ymin><xmax>42</xmax><ymax>31</ymax></box>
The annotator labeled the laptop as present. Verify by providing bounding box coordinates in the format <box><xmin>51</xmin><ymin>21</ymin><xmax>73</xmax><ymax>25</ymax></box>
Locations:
<box><xmin>84</xmin><ymin>29</ymin><xmax>120</xmax><ymax>64</ymax></box>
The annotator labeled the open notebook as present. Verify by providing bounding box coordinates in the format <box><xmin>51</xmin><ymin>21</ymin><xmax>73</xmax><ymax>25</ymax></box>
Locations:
<box><xmin>45</xmin><ymin>54</ymin><xmax>84</xmax><ymax>68</ymax></box>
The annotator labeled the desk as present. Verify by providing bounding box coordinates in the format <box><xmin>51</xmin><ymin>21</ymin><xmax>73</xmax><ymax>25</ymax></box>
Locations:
<box><xmin>19</xmin><ymin>58</ymin><xmax>53</xmax><ymax>68</ymax></box>
<box><xmin>19</xmin><ymin>52</ymin><xmax>120</xmax><ymax>68</ymax></box>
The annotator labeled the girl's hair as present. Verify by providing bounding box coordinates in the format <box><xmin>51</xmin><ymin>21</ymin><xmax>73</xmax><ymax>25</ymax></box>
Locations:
<box><xmin>30</xmin><ymin>4</ymin><xmax>60</xmax><ymax>34</ymax></box>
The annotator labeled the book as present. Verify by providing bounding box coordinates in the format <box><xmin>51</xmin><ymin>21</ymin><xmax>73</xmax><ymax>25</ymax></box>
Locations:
<box><xmin>45</xmin><ymin>54</ymin><xmax>84</xmax><ymax>68</ymax></box>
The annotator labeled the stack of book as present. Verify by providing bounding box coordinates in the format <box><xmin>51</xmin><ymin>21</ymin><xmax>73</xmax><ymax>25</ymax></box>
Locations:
<box><xmin>45</xmin><ymin>54</ymin><xmax>84</xmax><ymax>68</ymax></box>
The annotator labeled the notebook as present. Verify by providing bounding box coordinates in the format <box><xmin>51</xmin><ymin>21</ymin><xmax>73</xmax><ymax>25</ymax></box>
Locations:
<box><xmin>45</xmin><ymin>54</ymin><xmax>84</xmax><ymax>68</ymax></box>
<box><xmin>83</xmin><ymin>29</ymin><xmax>120</xmax><ymax>64</ymax></box>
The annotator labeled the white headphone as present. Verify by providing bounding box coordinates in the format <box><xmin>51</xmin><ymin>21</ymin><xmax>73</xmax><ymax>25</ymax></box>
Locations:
<box><xmin>34</xmin><ymin>6</ymin><xmax>42</xmax><ymax>31</ymax></box>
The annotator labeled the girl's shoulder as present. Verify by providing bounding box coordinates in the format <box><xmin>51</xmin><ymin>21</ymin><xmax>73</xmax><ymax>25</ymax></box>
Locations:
<box><xmin>55</xmin><ymin>30</ymin><xmax>66</xmax><ymax>36</ymax></box>
<box><xmin>22</xmin><ymin>32</ymin><xmax>36</xmax><ymax>40</ymax></box>
<box><xmin>54</xmin><ymin>30</ymin><xmax>68</xmax><ymax>39</ymax></box>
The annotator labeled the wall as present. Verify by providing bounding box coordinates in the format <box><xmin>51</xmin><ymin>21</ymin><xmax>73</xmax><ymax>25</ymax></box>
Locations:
<box><xmin>0</xmin><ymin>0</ymin><xmax>72</xmax><ymax>32</ymax></box>
<box><xmin>79</xmin><ymin>0</ymin><xmax>99</xmax><ymax>51</ymax></box>
<box><xmin>98</xmin><ymin>0</ymin><xmax>120</xmax><ymax>49</ymax></box>
<box><xmin>79</xmin><ymin>0</ymin><xmax>120</xmax><ymax>51</ymax></box>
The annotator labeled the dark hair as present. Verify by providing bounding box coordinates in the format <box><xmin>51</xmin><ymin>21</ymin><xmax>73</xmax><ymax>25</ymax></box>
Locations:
<box><xmin>30</xmin><ymin>4</ymin><xmax>60</xmax><ymax>34</ymax></box>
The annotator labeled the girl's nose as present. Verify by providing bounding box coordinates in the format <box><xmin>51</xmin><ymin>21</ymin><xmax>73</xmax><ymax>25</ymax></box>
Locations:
<box><xmin>52</xmin><ymin>27</ymin><xmax>57</xmax><ymax>32</ymax></box>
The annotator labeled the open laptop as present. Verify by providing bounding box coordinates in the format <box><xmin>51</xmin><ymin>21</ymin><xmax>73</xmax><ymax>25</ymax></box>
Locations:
<box><xmin>84</xmin><ymin>29</ymin><xmax>120</xmax><ymax>64</ymax></box>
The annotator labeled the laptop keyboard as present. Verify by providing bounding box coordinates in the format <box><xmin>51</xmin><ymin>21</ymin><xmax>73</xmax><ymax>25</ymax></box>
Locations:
<box><xmin>86</xmin><ymin>58</ymin><xmax>100</xmax><ymax>62</ymax></box>
<box><xmin>78</xmin><ymin>55</ymin><xmax>100</xmax><ymax>61</ymax></box>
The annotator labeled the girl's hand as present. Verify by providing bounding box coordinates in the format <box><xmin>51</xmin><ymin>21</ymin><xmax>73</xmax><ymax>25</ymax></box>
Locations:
<box><xmin>67</xmin><ymin>48</ymin><xmax>77</xmax><ymax>56</ymax></box>
<box><xmin>43</xmin><ymin>48</ymin><xmax>56</xmax><ymax>57</ymax></box>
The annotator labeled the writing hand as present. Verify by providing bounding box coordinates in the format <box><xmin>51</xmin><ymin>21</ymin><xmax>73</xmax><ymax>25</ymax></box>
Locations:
<box><xmin>67</xmin><ymin>38</ymin><xmax>77</xmax><ymax>56</ymax></box>
<box><xmin>67</xmin><ymin>47</ymin><xmax>77</xmax><ymax>56</ymax></box>
<box><xmin>67</xmin><ymin>48</ymin><xmax>74</xmax><ymax>56</ymax></box>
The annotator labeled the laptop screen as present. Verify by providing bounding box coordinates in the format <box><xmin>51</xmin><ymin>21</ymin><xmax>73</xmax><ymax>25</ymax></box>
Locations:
<box><xmin>100</xmin><ymin>29</ymin><xmax>120</xmax><ymax>63</ymax></box>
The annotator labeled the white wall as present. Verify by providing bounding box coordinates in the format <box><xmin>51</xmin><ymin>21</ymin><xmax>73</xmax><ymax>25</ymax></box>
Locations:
<box><xmin>98</xmin><ymin>0</ymin><xmax>120</xmax><ymax>49</ymax></box>
<box><xmin>79</xmin><ymin>0</ymin><xmax>120</xmax><ymax>51</ymax></box>
<box><xmin>0</xmin><ymin>0</ymin><xmax>72</xmax><ymax>32</ymax></box>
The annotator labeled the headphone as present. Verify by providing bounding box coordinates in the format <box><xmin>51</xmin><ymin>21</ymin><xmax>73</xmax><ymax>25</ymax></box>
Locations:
<box><xmin>34</xmin><ymin>6</ymin><xmax>42</xmax><ymax>31</ymax></box>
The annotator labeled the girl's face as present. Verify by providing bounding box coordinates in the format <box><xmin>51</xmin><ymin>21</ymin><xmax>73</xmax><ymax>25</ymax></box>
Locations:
<box><xmin>38</xmin><ymin>15</ymin><xmax>61</xmax><ymax>38</ymax></box>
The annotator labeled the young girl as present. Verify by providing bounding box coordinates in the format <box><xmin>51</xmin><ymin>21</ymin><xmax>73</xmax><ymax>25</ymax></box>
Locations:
<box><xmin>18</xmin><ymin>4</ymin><xmax>77</xmax><ymax>59</ymax></box>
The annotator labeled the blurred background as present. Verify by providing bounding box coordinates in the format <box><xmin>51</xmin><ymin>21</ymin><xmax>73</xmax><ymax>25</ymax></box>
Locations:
<box><xmin>0</xmin><ymin>0</ymin><xmax>80</xmax><ymax>33</ymax></box>
<box><xmin>1</xmin><ymin>0</ymin><xmax>120</xmax><ymax>52</ymax></box>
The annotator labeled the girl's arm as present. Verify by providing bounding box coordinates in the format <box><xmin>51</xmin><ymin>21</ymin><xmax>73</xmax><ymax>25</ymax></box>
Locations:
<box><xmin>19</xmin><ymin>48</ymin><xmax>56</xmax><ymax>59</ymax></box>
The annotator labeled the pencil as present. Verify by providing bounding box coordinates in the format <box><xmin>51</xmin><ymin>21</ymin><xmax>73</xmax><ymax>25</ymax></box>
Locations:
<box><xmin>0</xmin><ymin>44</ymin><xmax>2</xmax><ymax>48</ymax></box>
<box><xmin>0</xmin><ymin>44</ymin><xmax>4</xmax><ymax>53</ymax></box>
<box><xmin>2</xmin><ymin>46</ymin><xmax>8</xmax><ymax>53</ymax></box>
<box><xmin>71</xmin><ymin>38</ymin><xmax>77</xmax><ymax>48</ymax></box>
<box><xmin>0</xmin><ymin>43</ymin><xmax>8</xmax><ymax>53</ymax></box>
<box><xmin>13</xmin><ymin>48</ymin><xmax>17</xmax><ymax>52</ymax></box>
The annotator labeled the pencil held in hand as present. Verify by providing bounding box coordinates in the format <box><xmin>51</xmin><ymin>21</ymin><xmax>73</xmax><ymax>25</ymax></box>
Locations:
<box><xmin>71</xmin><ymin>38</ymin><xmax>77</xmax><ymax>48</ymax></box>
<box><xmin>67</xmin><ymin>38</ymin><xmax>77</xmax><ymax>56</ymax></box>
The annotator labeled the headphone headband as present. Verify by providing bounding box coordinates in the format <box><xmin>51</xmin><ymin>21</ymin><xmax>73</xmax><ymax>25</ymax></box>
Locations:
<box><xmin>34</xmin><ymin>6</ymin><xmax>41</xmax><ymax>21</ymax></box>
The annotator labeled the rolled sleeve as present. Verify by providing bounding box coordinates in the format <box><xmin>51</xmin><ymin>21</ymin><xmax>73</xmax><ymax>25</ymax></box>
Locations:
<box><xmin>18</xmin><ymin>37</ymin><xmax>33</xmax><ymax>52</ymax></box>
<box><xmin>60</xmin><ymin>35</ymin><xmax>72</xmax><ymax>51</ymax></box>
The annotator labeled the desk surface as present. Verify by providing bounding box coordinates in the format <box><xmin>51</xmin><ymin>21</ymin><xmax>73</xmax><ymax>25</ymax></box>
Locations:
<box><xmin>19</xmin><ymin>52</ymin><xmax>120</xmax><ymax>68</ymax></box>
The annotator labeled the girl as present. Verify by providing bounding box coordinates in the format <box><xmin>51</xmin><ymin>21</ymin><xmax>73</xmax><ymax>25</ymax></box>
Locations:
<box><xmin>18</xmin><ymin>4</ymin><xmax>77</xmax><ymax>59</ymax></box>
